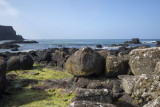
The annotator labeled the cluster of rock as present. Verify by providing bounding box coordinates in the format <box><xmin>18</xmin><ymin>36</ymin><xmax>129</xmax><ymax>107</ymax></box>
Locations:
<box><xmin>1</xmin><ymin>36</ymin><xmax>160</xmax><ymax>106</ymax></box>
<box><xmin>0</xmin><ymin>40</ymin><xmax>38</xmax><ymax>51</ymax></box>
<box><xmin>0</xmin><ymin>25</ymin><xmax>24</xmax><ymax>40</ymax></box>
<box><xmin>64</xmin><ymin>46</ymin><xmax>160</xmax><ymax>106</ymax></box>
<box><xmin>0</xmin><ymin>53</ymin><xmax>34</xmax><ymax>100</ymax></box>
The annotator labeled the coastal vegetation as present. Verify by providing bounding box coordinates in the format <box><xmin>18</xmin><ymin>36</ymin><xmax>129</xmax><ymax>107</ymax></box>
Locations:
<box><xmin>0</xmin><ymin>64</ymin><xmax>74</xmax><ymax>107</ymax></box>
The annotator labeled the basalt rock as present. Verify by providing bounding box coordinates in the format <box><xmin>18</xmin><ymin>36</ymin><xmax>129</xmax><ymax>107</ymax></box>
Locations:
<box><xmin>0</xmin><ymin>57</ymin><xmax>7</xmax><ymax>100</ymax></box>
<box><xmin>0</xmin><ymin>42</ymin><xmax>20</xmax><ymax>49</ymax></box>
<box><xmin>0</xmin><ymin>25</ymin><xmax>24</xmax><ymax>40</ymax></box>
<box><xmin>66</xmin><ymin>47</ymin><xmax>105</xmax><ymax>76</ymax></box>
<box><xmin>7</xmin><ymin>54</ymin><xmax>33</xmax><ymax>71</ymax></box>
<box><xmin>131</xmin><ymin>74</ymin><xmax>160</xmax><ymax>105</ymax></box>
<box><xmin>156</xmin><ymin>41</ymin><xmax>160</xmax><ymax>47</ymax></box>
<box><xmin>129</xmin><ymin>47</ymin><xmax>160</xmax><ymax>75</ymax></box>
<box><xmin>95</xmin><ymin>44</ymin><xmax>102</xmax><ymax>48</ymax></box>
<box><xmin>124</xmin><ymin>38</ymin><xmax>140</xmax><ymax>44</ymax></box>
<box><xmin>106</xmin><ymin>55</ymin><xmax>129</xmax><ymax>77</ymax></box>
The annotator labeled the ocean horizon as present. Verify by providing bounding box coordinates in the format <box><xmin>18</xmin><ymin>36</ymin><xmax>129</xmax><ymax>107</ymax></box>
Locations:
<box><xmin>0</xmin><ymin>39</ymin><xmax>160</xmax><ymax>52</ymax></box>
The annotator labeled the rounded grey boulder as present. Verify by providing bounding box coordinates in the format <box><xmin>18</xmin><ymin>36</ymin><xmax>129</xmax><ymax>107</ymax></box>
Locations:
<box><xmin>66</xmin><ymin>47</ymin><xmax>105</xmax><ymax>76</ymax></box>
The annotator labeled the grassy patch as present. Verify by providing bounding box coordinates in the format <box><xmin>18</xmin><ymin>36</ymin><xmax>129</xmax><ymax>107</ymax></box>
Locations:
<box><xmin>0</xmin><ymin>64</ymin><xmax>75</xmax><ymax>107</ymax></box>
<box><xmin>8</xmin><ymin>64</ymin><xmax>73</xmax><ymax>81</ymax></box>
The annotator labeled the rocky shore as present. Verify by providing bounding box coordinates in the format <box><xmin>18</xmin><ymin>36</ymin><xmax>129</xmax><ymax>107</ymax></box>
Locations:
<box><xmin>0</xmin><ymin>39</ymin><xmax>160</xmax><ymax>106</ymax></box>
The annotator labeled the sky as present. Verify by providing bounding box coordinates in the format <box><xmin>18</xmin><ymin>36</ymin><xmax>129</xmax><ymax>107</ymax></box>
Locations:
<box><xmin>0</xmin><ymin>0</ymin><xmax>160</xmax><ymax>39</ymax></box>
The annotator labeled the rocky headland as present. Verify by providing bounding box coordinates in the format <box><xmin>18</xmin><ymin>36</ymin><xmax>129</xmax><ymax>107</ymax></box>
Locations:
<box><xmin>0</xmin><ymin>25</ymin><xmax>24</xmax><ymax>40</ymax></box>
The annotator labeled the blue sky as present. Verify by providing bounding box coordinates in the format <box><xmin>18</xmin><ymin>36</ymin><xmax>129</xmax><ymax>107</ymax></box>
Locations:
<box><xmin>0</xmin><ymin>0</ymin><xmax>160</xmax><ymax>39</ymax></box>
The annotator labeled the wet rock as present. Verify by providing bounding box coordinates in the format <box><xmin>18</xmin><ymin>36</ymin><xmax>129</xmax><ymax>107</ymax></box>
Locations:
<box><xmin>75</xmin><ymin>88</ymin><xmax>113</xmax><ymax>103</ymax></box>
<box><xmin>66</xmin><ymin>47</ymin><xmax>105</xmax><ymax>76</ymax></box>
<box><xmin>106</xmin><ymin>55</ymin><xmax>129</xmax><ymax>77</ymax></box>
<box><xmin>9</xmin><ymin>40</ymin><xmax>38</xmax><ymax>44</ymax></box>
<box><xmin>0</xmin><ymin>42</ymin><xmax>20</xmax><ymax>49</ymax></box>
<box><xmin>95</xmin><ymin>44</ymin><xmax>102</xmax><ymax>48</ymax></box>
<box><xmin>124</xmin><ymin>38</ymin><xmax>140</xmax><ymax>44</ymax></box>
<box><xmin>11</xmin><ymin>47</ymin><xmax>19</xmax><ymax>51</ymax></box>
<box><xmin>156</xmin><ymin>41</ymin><xmax>160</xmax><ymax>47</ymax></box>
<box><xmin>68</xmin><ymin>101</ymin><xmax>116</xmax><ymax>107</ymax></box>
<box><xmin>129</xmin><ymin>47</ymin><xmax>160</xmax><ymax>75</ymax></box>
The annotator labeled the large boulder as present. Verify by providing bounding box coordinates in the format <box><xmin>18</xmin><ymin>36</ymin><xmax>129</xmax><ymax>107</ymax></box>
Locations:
<box><xmin>121</xmin><ymin>75</ymin><xmax>139</xmax><ymax>94</ymax></box>
<box><xmin>47</xmin><ymin>50</ymin><xmax>69</xmax><ymax>70</ymax></box>
<box><xmin>131</xmin><ymin>74</ymin><xmax>160</xmax><ymax>105</ymax></box>
<box><xmin>106</xmin><ymin>55</ymin><xmax>129</xmax><ymax>77</ymax></box>
<box><xmin>65</xmin><ymin>47</ymin><xmax>105</xmax><ymax>76</ymax></box>
<box><xmin>7</xmin><ymin>56</ymin><xmax>20</xmax><ymax>71</ymax></box>
<box><xmin>156</xmin><ymin>41</ymin><xmax>160</xmax><ymax>47</ymax></box>
<box><xmin>124</xmin><ymin>38</ymin><xmax>140</xmax><ymax>44</ymax></box>
<box><xmin>129</xmin><ymin>47</ymin><xmax>160</xmax><ymax>75</ymax></box>
<box><xmin>7</xmin><ymin>54</ymin><xmax>33</xmax><ymax>71</ymax></box>
<box><xmin>19</xmin><ymin>54</ymin><xmax>34</xmax><ymax>70</ymax></box>
<box><xmin>0</xmin><ymin>57</ymin><xmax>7</xmax><ymax>99</ymax></box>
<box><xmin>95</xmin><ymin>44</ymin><xmax>102</xmax><ymax>48</ymax></box>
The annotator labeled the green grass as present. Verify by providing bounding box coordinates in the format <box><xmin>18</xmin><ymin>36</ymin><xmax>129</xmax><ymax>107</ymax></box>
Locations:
<box><xmin>8</xmin><ymin>64</ymin><xmax>73</xmax><ymax>81</ymax></box>
<box><xmin>0</xmin><ymin>64</ymin><xmax>75</xmax><ymax>107</ymax></box>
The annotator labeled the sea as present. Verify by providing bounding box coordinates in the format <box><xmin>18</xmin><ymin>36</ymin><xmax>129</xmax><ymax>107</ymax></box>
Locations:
<box><xmin>0</xmin><ymin>39</ymin><xmax>160</xmax><ymax>52</ymax></box>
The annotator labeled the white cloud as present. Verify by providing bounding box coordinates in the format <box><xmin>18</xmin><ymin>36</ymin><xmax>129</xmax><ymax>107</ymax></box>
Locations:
<box><xmin>0</xmin><ymin>0</ymin><xmax>19</xmax><ymax>17</ymax></box>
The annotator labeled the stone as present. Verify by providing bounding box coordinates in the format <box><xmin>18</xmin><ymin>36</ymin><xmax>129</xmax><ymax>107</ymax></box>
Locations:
<box><xmin>124</xmin><ymin>38</ymin><xmax>140</xmax><ymax>44</ymax></box>
<box><xmin>154</xmin><ymin>61</ymin><xmax>160</xmax><ymax>75</ymax></box>
<box><xmin>75</xmin><ymin>88</ymin><xmax>113</xmax><ymax>103</ymax></box>
<box><xmin>68</xmin><ymin>101</ymin><xmax>116</xmax><ymax>107</ymax></box>
<box><xmin>129</xmin><ymin>47</ymin><xmax>160</xmax><ymax>75</ymax></box>
<box><xmin>156</xmin><ymin>41</ymin><xmax>160</xmax><ymax>47</ymax></box>
<box><xmin>0</xmin><ymin>57</ymin><xmax>7</xmax><ymax>99</ymax></box>
<box><xmin>7</xmin><ymin>54</ymin><xmax>33</xmax><ymax>71</ymax></box>
<box><xmin>122</xmin><ymin>75</ymin><xmax>139</xmax><ymax>94</ymax></box>
<box><xmin>131</xmin><ymin>74</ymin><xmax>160</xmax><ymax>105</ymax></box>
<box><xmin>7</xmin><ymin>56</ymin><xmax>20</xmax><ymax>71</ymax></box>
<box><xmin>106</xmin><ymin>55</ymin><xmax>129</xmax><ymax>77</ymax></box>
<box><xmin>95</xmin><ymin>44</ymin><xmax>102</xmax><ymax>48</ymax></box>
<box><xmin>11</xmin><ymin>47</ymin><xmax>19</xmax><ymax>51</ymax></box>
<box><xmin>143</xmin><ymin>96</ymin><xmax>160</xmax><ymax>107</ymax></box>
<box><xmin>66</xmin><ymin>47</ymin><xmax>105</xmax><ymax>76</ymax></box>
<box><xmin>19</xmin><ymin>54</ymin><xmax>34</xmax><ymax>70</ymax></box>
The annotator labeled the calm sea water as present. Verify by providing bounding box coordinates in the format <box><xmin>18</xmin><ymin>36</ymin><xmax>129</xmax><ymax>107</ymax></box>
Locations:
<box><xmin>0</xmin><ymin>39</ymin><xmax>159</xmax><ymax>52</ymax></box>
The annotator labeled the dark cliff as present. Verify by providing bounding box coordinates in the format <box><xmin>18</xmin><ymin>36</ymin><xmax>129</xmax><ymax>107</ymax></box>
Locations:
<box><xmin>0</xmin><ymin>25</ymin><xmax>24</xmax><ymax>40</ymax></box>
